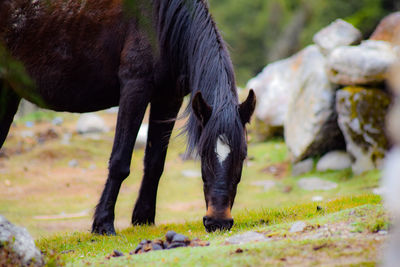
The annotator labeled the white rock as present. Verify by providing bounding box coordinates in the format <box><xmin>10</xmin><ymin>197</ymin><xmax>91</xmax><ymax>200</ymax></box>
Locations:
<box><xmin>247</xmin><ymin>56</ymin><xmax>296</xmax><ymax>129</ymax></box>
<box><xmin>298</xmin><ymin>177</ymin><xmax>338</xmax><ymax>191</ymax></box>
<box><xmin>312</xmin><ymin>196</ymin><xmax>324</xmax><ymax>202</ymax></box>
<box><xmin>292</xmin><ymin>158</ymin><xmax>314</xmax><ymax>176</ymax></box>
<box><xmin>290</xmin><ymin>221</ymin><xmax>307</xmax><ymax>233</ymax></box>
<box><xmin>284</xmin><ymin>45</ymin><xmax>343</xmax><ymax>162</ymax></box>
<box><xmin>313</xmin><ymin>19</ymin><xmax>362</xmax><ymax>56</ymax></box>
<box><xmin>225</xmin><ymin>231</ymin><xmax>268</xmax><ymax>244</ymax></box>
<box><xmin>382</xmin><ymin>147</ymin><xmax>400</xmax><ymax>218</ymax></box>
<box><xmin>251</xmin><ymin>180</ymin><xmax>276</xmax><ymax>191</ymax></box>
<box><xmin>0</xmin><ymin>215</ymin><xmax>43</xmax><ymax>266</ymax></box>
<box><xmin>327</xmin><ymin>40</ymin><xmax>399</xmax><ymax>85</ymax></box>
<box><xmin>316</xmin><ymin>151</ymin><xmax>352</xmax><ymax>171</ymax></box>
<box><xmin>181</xmin><ymin>170</ymin><xmax>201</xmax><ymax>178</ymax></box>
<box><xmin>76</xmin><ymin>113</ymin><xmax>109</xmax><ymax>134</ymax></box>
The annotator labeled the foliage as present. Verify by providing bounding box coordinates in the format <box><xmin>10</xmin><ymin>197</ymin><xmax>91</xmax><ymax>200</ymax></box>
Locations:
<box><xmin>208</xmin><ymin>0</ymin><xmax>398</xmax><ymax>85</ymax></box>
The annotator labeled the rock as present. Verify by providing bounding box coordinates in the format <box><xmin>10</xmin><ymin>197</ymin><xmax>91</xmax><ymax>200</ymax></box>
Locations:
<box><xmin>316</xmin><ymin>151</ymin><xmax>352</xmax><ymax>171</ymax></box>
<box><xmin>336</xmin><ymin>87</ymin><xmax>391</xmax><ymax>174</ymax></box>
<box><xmin>68</xmin><ymin>159</ymin><xmax>78</xmax><ymax>168</ymax></box>
<box><xmin>0</xmin><ymin>215</ymin><xmax>43</xmax><ymax>266</ymax></box>
<box><xmin>76</xmin><ymin>113</ymin><xmax>109</xmax><ymax>134</ymax></box>
<box><xmin>225</xmin><ymin>231</ymin><xmax>268</xmax><ymax>245</ymax></box>
<box><xmin>292</xmin><ymin>158</ymin><xmax>314</xmax><ymax>176</ymax></box>
<box><xmin>370</xmin><ymin>12</ymin><xmax>400</xmax><ymax>43</ymax></box>
<box><xmin>327</xmin><ymin>40</ymin><xmax>399</xmax><ymax>85</ymax></box>
<box><xmin>181</xmin><ymin>170</ymin><xmax>201</xmax><ymax>178</ymax></box>
<box><xmin>382</xmin><ymin>148</ymin><xmax>400</xmax><ymax>218</ymax></box>
<box><xmin>251</xmin><ymin>180</ymin><xmax>276</xmax><ymax>191</ymax></box>
<box><xmin>135</xmin><ymin>124</ymin><xmax>148</xmax><ymax>149</ymax></box>
<box><xmin>284</xmin><ymin>45</ymin><xmax>344</xmax><ymax>162</ymax></box>
<box><xmin>298</xmin><ymin>177</ymin><xmax>338</xmax><ymax>191</ymax></box>
<box><xmin>312</xmin><ymin>196</ymin><xmax>323</xmax><ymax>202</ymax></box>
<box><xmin>290</xmin><ymin>221</ymin><xmax>307</xmax><ymax>233</ymax></box>
<box><xmin>165</xmin><ymin>231</ymin><xmax>177</xmax><ymax>243</ymax></box>
<box><xmin>51</xmin><ymin>117</ymin><xmax>63</xmax><ymax>126</ymax></box>
<box><xmin>313</xmin><ymin>19</ymin><xmax>362</xmax><ymax>56</ymax></box>
<box><xmin>247</xmin><ymin>56</ymin><xmax>296</xmax><ymax>139</ymax></box>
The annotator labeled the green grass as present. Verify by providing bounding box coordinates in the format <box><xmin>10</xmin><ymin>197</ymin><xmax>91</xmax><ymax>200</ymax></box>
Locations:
<box><xmin>37</xmin><ymin>196</ymin><xmax>384</xmax><ymax>266</ymax></box>
<box><xmin>0</xmin><ymin>111</ymin><xmax>388</xmax><ymax>266</ymax></box>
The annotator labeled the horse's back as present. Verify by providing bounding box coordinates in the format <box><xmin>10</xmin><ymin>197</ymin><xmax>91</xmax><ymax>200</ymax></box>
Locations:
<box><xmin>1</xmin><ymin>0</ymin><xmax>145</xmax><ymax>112</ymax></box>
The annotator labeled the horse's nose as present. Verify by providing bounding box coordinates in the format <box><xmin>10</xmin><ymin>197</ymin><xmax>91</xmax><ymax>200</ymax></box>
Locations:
<box><xmin>203</xmin><ymin>216</ymin><xmax>234</xmax><ymax>232</ymax></box>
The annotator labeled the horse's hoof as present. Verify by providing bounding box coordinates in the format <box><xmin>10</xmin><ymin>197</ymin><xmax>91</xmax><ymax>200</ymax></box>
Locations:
<box><xmin>91</xmin><ymin>222</ymin><xmax>116</xmax><ymax>235</ymax></box>
<box><xmin>131</xmin><ymin>214</ymin><xmax>155</xmax><ymax>226</ymax></box>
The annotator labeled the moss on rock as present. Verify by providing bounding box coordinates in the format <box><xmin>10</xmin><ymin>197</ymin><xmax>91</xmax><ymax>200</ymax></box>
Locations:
<box><xmin>336</xmin><ymin>86</ymin><xmax>391</xmax><ymax>174</ymax></box>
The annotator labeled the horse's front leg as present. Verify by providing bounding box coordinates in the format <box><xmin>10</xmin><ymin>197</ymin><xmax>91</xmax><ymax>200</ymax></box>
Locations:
<box><xmin>132</xmin><ymin>94</ymin><xmax>183</xmax><ymax>225</ymax></box>
<box><xmin>0</xmin><ymin>82</ymin><xmax>21</xmax><ymax>149</ymax></box>
<box><xmin>92</xmin><ymin>79</ymin><xmax>151</xmax><ymax>235</ymax></box>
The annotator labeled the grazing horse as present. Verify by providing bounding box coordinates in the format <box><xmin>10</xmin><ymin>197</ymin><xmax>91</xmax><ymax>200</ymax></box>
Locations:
<box><xmin>0</xmin><ymin>0</ymin><xmax>256</xmax><ymax>234</ymax></box>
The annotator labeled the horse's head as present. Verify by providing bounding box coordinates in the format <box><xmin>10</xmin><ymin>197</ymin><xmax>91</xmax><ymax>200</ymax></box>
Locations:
<box><xmin>192</xmin><ymin>90</ymin><xmax>256</xmax><ymax>232</ymax></box>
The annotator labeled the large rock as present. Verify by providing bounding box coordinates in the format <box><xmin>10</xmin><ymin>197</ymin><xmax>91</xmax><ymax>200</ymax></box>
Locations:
<box><xmin>327</xmin><ymin>40</ymin><xmax>399</xmax><ymax>85</ymax></box>
<box><xmin>370</xmin><ymin>12</ymin><xmax>400</xmax><ymax>43</ymax></box>
<box><xmin>284</xmin><ymin>45</ymin><xmax>344</xmax><ymax>162</ymax></box>
<box><xmin>0</xmin><ymin>215</ymin><xmax>43</xmax><ymax>266</ymax></box>
<box><xmin>247</xmin><ymin>56</ymin><xmax>297</xmax><ymax>138</ymax></box>
<box><xmin>336</xmin><ymin>87</ymin><xmax>391</xmax><ymax>174</ymax></box>
<box><xmin>313</xmin><ymin>19</ymin><xmax>362</xmax><ymax>56</ymax></box>
<box><xmin>76</xmin><ymin>113</ymin><xmax>109</xmax><ymax>134</ymax></box>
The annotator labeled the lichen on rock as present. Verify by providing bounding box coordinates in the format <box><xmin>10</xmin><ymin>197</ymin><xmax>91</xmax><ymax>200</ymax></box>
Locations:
<box><xmin>336</xmin><ymin>86</ymin><xmax>391</xmax><ymax>174</ymax></box>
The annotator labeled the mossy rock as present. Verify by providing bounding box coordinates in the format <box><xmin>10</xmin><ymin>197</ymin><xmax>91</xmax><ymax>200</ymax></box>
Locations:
<box><xmin>248</xmin><ymin>117</ymin><xmax>283</xmax><ymax>142</ymax></box>
<box><xmin>336</xmin><ymin>86</ymin><xmax>391</xmax><ymax>174</ymax></box>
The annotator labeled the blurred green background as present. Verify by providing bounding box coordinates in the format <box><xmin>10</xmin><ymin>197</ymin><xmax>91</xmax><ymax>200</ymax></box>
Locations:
<box><xmin>209</xmin><ymin>0</ymin><xmax>400</xmax><ymax>85</ymax></box>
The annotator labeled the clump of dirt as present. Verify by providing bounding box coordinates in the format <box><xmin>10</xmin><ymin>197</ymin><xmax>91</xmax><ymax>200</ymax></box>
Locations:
<box><xmin>132</xmin><ymin>231</ymin><xmax>209</xmax><ymax>254</ymax></box>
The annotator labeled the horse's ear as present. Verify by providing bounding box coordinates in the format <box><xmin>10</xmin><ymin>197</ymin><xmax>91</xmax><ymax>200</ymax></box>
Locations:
<box><xmin>192</xmin><ymin>91</ymin><xmax>212</xmax><ymax>126</ymax></box>
<box><xmin>239</xmin><ymin>89</ymin><xmax>256</xmax><ymax>125</ymax></box>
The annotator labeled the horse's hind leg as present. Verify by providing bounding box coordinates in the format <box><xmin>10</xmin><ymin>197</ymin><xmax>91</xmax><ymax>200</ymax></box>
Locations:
<box><xmin>132</xmin><ymin>94</ymin><xmax>183</xmax><ymax>225</ymax></box>
<box><xmin>0</xmin><ymin>82</ymin><xmax>21</xmax><ymax>149</ymax></box>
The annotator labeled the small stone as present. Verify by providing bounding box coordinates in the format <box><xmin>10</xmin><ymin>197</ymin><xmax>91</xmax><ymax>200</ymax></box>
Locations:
<box><xmin>298</xmin><ymin>177</ymin><xmax>338</xmax><ymax>191</ymax></box>
<box><xmin>76</xmin><ymin>113</ymin><xmax>109</xmax><ymax>134</ymax></box>
<box><xmin>312</xmin><ymin>196</ymin><xmax>324</xmax><ymax>202</ymax></box>
<box><xmin>251</xmin><ymin>180</ymin><xmax>276</xmax><ymax>192</ymax></box>
<box><xmin>171</xmin><ymin>233</ymin><xmax>189</xmax><ymax>243</ymax></box>
<box><xmin>290</xmin><ymin>221</ymin><xmax>307</xmax><ymax>233</ymax></box>
<box><xmin>181</xmin><ymin>170</ymin><xmax>201</xmax><ymax>178</ymax></box>
<box><xmin>151</xmin><ymin>243</ymin><xmax>163</xmax><ymax>250</ymax></box>
<box><xmin>165</xmin><ymin>231</ymin><xmax>177</xmax><ymax>243</ymax></box>
<box><xmin>225</xmin><ymin>231</ymin><xmax>268</xmax><ymax>245</ymax></box>
<box><xmin>316</xmin><ymin>151</ymin><xmax>352</xmax><ymax>171</ymax></box>
<box><xmin>292</xmin><ymin>159</ymin><xmax>314</xmax><ymax>176</ymax></box>
<box><xmin>112</xmin><ymin>250</ymin><xmax>124</xmax><ymax>257</ymax></box>
<box><xmin>25</xmin><ymin>121</ymin><xmax>34</xmax><ymax>128</ymax></box>
<box><xmin>68</xmin><ymin>159</ymin><xmax>78</xmax><ymax>168</ymax></box>
<box><xmin>167</xmin><ymin>242</ymin><xmax>186</xmax><ymax>249</ymax></box>
<box><xmin>52</xmin><ymin>117</ymin><xmax>64</xmax><ymax>126</ymax></box>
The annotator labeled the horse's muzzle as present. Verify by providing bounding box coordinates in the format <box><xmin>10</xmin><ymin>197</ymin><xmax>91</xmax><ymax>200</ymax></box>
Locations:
<box><xmin>203</xmin><ymin>216</ymin><xmax>234</xmax><ymax>232</ymax></box>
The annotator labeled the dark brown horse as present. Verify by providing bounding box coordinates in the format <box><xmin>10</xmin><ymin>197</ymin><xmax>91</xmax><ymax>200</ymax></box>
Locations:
<box><xmin>0</xmin><ymin>0</ymin><xmax>255</xmax><ymax>234</ymax></box>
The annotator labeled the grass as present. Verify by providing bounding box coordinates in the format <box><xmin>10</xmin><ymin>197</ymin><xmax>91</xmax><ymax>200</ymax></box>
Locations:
<box><xmin>0</xmin><ymin>110</ymin><xmax>388</xmax><ymax>266</ymax></box>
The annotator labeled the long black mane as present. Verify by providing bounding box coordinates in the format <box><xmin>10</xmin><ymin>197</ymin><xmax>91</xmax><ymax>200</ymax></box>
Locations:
<box><xmin>154</xmin><ymin>0</ymin><xmax>245</xmax><ymax>168</ymax></box>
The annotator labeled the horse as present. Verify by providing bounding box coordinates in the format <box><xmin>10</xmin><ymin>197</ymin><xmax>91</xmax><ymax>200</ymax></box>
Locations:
<box><xmin>0</xmin><ymin>0</ymin><xmax>256</xmax><ymax>235</ymax></box>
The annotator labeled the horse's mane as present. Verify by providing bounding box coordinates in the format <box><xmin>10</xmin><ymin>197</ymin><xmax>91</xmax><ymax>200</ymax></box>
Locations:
<box><xmin>154</xmin><ymin>0</ymin><xmax>245</xmax><ymax>169</ymax></box>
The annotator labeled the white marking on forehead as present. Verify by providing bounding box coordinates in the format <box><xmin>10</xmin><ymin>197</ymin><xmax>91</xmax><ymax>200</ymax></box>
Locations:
<box><xmin>215</xmin><ymin>135</ymin><xmax>231</xmax><ymax>163</ymax></box>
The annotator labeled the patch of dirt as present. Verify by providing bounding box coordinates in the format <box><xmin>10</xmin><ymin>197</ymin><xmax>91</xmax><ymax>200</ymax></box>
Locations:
<box><xmin>260</xmin><ymin>162</ymin><xmax>289</xmax><ymax>179</ymax></box>
<box><xmin>166</xmin><ymin>201</ymin><xmax>204</xmax><ymax>212</ymax></box>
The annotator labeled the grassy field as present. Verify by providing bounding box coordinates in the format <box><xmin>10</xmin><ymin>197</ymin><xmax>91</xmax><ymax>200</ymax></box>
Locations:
<box><xmin>0</xmin><ymin>110</ymin><xmax>388</xmax><ymax>266</ymax></box>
